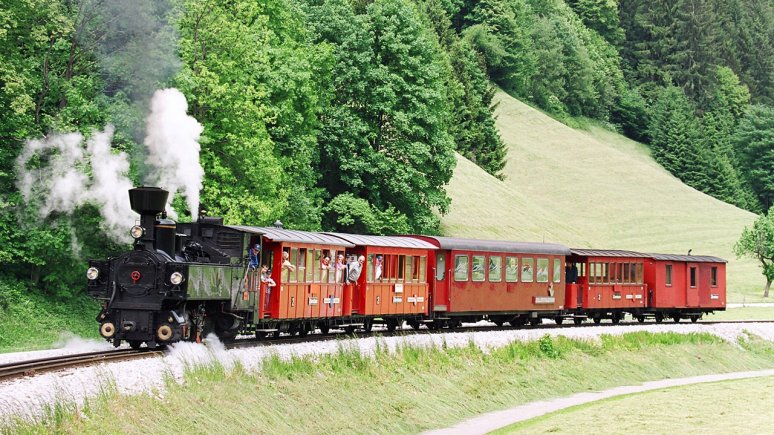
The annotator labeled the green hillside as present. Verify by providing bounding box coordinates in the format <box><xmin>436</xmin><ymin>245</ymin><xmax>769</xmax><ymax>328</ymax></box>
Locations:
<box><xmin>442</xmin><ymin>90</ymin><xmax>762</xmax><ymax>302</ymax></box>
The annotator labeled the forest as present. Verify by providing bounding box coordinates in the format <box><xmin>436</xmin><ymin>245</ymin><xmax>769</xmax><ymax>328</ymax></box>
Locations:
<box><xmin>0</xmin><ymin>0</ymin><xmax>773</xmax><ymax>305</ymax></box>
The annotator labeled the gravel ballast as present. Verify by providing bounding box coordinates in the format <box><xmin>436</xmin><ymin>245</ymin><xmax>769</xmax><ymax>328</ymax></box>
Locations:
<box><xmin>1</xmin><ymin>322</ymin><xmax>773</xmax><ymax>423</ymax></box>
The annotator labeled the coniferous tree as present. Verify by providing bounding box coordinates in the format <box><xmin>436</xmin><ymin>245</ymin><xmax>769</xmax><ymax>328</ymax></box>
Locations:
<box><xmin>733</xmin><ymin>105</ymin><xmax>774</xmax><ymax>211</ymax></box>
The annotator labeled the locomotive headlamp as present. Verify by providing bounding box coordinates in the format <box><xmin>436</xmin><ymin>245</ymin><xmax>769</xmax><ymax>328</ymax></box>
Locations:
<box><xmin>130</xmin><ymin>225</ymin><xmax>145</xmax><ymax>239</ymax></box>
<box><xmin>86</xmin><ymin>267</ymin><xmax>99</xmax><ymax>280</ymax></box>
<box><xmin>170</xmin><ymin>272</ymin><xmax>184</xmax><ymax>285</ymax></box>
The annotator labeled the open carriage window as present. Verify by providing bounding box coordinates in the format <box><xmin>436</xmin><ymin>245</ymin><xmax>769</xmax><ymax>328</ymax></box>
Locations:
<box><xmin>522</xmin><ymin>258</ymin><xmax>534</xmax><ymax>282</ymax></box>
<box><xmin>472</xmin><ymin>255</ymin><xmax>485</xmax><ymax>282</ymax></box>
<box><xmin>489</xmin><ymin>256</ymin><xmax>502</xmax><ymax>282</ymax></box>
<box><xmin>454</xmin><ymin>255</ymin><xmax>469</xmax><ymax>281</ymax></box>
<box><xmin>288</xmin><ymin>248</ymin><xmax>298</xmax><ymax>283</ymax></box>
<box><xmin>505</xmin><ymin>257</ymin><xmax>519</xmax><ymax>282</ymax></box>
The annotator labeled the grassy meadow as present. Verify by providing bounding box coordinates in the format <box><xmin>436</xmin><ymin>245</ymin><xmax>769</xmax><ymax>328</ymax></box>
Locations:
<box><xmin>442</xmin><ymin>90</ymin><xmax>764</xmax><ymax>302</ymax></box>
<box><xmin>6</xmin><ymin>332</ymin><xmax>774</xmax><ymax>434</ymax></box>
<box><xmin>500</xmin><ymin>375</ymin><xmax>774</xmax><ymax>434</ymax></box>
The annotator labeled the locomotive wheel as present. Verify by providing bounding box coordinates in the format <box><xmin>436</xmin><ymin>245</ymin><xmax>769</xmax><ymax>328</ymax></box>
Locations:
<box><xmin>573</xmin><ymin>317</ymin><xmax>583</xmax><ymax>325</ymax></box>
<box><xmin>129</xmin><ymin>341</ymin><xmax>142</xmax><ymax>350</ymax></box>
<box><xmin>554</xmin><ymin>317</ymin><xmax>564</xmax><ymax>325</ymax></box>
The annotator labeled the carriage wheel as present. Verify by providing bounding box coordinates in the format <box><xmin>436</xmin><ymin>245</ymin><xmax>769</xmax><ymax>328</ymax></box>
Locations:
<box><xmin>573</xmin><ymin>317</ymin><xmax>583</xmax><ymax>325</ymax></box>
<box><xmin>593</xmin><ymin>317</ymin><xmax>602</xmax><ymax>324</ymax></box>
<box><xmin>554</xmin><ymin>317</ymin><xmax>564</xmax><ymax>325</ymax></box>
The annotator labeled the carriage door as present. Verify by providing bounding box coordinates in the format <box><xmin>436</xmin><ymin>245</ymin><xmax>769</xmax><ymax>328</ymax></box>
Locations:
<box><xmin>434</xmin><ymin>252</ymin><xmax>448</xmax><ymax>312</ymax></box>
<box><xmin>686</xmin><ymin>263</ymin><xmax>699</xmax><ymax>307</ymax></box>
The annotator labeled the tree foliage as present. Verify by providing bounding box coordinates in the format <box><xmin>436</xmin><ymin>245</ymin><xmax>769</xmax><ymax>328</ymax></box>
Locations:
<box><xmin>733</xmin><ymin>105</ymin><xmax>774</xmax><ymax>211</ymax></box>
<box><xmin>734</xmin><ymin>207</ymin><xmax>774</xmax><ymax>297</ymax></box>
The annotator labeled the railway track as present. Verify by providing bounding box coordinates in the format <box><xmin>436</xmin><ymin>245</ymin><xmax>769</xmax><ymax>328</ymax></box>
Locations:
<box><xmin>3</xmin><ymin>318</ymin><xmax>772</xmax><ymax>381</ymax></box>
<box><xmin>0</xmin><ymin>348</ymin><xmax>162</xmax><ymax>382</ymax></box>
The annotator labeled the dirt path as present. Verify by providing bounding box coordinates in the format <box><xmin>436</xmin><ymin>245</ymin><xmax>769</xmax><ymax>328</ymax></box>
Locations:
<box><xmin>423</xmin><ymin>369</ymin><xmax>774</xmax><ymax>435</ymax></box>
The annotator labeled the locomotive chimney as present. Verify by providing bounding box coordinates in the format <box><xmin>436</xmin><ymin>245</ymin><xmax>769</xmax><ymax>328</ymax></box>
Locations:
<box><xmin>129</xmin><ymin>187</ymin><xmax>169</xmax><ymax>251</ymax></box>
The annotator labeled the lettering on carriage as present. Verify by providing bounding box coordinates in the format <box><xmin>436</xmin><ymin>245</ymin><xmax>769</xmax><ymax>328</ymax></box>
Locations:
<box><xmin>393</xmin><ymin>296</ymin><xmax>403</xmax><ymax>303</ymax></box>
<box><xmin>533</xmin><ymin>296</ymin><xmax>555</xmax><ymax>304</ymax></box>
<box><xmin>710</xmin><ymin>294</ymin><xmax>720</xmax><ymax>300</ymax></box>
<box><xmin>625</xmin><ymin>294</ymin><xmax>634</xmax><ymax>300</ymax></box>
<box><xmin>394</xmin><ymin>283</ymin><xmax>404</xmax><ymax>294</ymax></box>
<box><xmin>376</xmin><ymin>295</ymin><xmax>381</xmax><ymax>305</ymax></box>
<box><xmin>323</xmin><ymin>297</ymin><xmax>341</xmax><ymax>304</ymax></box>
<box><xmin>291</xmin><ymin>296</ymin><xmax>295</xmax><ymax>307</ymax></box>
<box><xmin>308</xmin><ymin>297</ymin><xmax>319</xmax><ymax>305</ymax></box>
<box><xmin>612</xmin><ymin>293</ymin><xmax>622</xmax><ymax>300</ymax></box>
<box><xmin>634</xmin><ymin>294</ymin><xmax>643</xmax><ymax>299</ymax></box>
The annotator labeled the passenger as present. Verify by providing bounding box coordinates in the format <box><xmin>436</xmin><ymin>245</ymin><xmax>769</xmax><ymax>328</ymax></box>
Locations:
<box><xmin>374</xmin><ymin>255</ymin><xmax>383</xmax><ymax>281</ymax></box>
<box><xmin>248</xmin><ymin>244</ymin><xmax>260</xmax><ymax>270</ymax></box>
<box><xmin>347</xmin><ymin>255</ymin><xmax>365</xmax><ymax>283</ymax></box>
<box><xmin>335</xmin><ymin>254</ymin><xmax>346</xmax><ymax>283</ymax></box>
<box><xmin>261</xmin><ymin>265</ymin><xmax>276</xmax><ymax>288</ymax></box>
<box><xmin>282</xmin><ymin>250</ymin><xmax>296</xmax><ymax>272</ymax></box>
<box><xmin>320</xmin><ymin>255</ymin><xmax>331</xmax><ymax>281</ymax></box>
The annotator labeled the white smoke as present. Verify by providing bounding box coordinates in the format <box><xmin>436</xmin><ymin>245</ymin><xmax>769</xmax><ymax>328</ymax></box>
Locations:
<box><xmin>16</xmin><ymin>125</ymin><xmax>136</xmax><ymax>243</ymax></box>
<box><xmin>15</xmin><ymin>89</ymin><xmax>206</xmax><ymax>244</ymax></box>
<box><xmin>143</xmin><ymin>88</ymin><xmax>204</xmax><ymax>220</ymax></box>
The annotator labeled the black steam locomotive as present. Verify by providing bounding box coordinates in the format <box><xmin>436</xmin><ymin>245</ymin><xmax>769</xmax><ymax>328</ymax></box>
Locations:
<box><xmin>86</xmin><ymin>187</ymin><xmax>250</xmax><ymax>349</ymax></box>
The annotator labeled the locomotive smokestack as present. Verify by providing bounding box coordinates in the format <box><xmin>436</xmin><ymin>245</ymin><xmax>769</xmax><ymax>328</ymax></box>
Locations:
<box><xmin>129</xmin><ymin>187</ymin><xmax>169</xmax><ymax>250</ymax></box>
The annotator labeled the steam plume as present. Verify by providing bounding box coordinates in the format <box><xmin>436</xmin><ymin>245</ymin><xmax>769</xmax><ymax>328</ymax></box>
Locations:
<box><xmin>16</xmin><ymin>125</ymin><xmax>136</xmax><ymax>243</ymax></box>
<box><xmin>143</xmin><ymin>88</ymin><xmax>204</xmax><ymax>220</ymax></box>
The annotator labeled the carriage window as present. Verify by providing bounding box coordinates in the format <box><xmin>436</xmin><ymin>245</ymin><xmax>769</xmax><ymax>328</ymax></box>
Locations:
<box><xmin>314</xmin><ymin>250</ymin><xmax>322</xmax><ymax>282</ymax></box>
<box><xmin>636</xmin><ymin>263</ymin><xmax>643</xmax><ymax>284</ymax></box>
<box><xmin>602</xmin><ymin>263</ymin><xmax>610</xmax><ymax>284</ymax></box>
<box><xmin>489</xmin><ymin>256</ymin><xmax>502</xmax><ymax>282</ymax></box>
<box><xmin>690</xmin><ymin>267</ymin><xmax>697</xmax><ymax>288</ymax></box>
<box><xmin>436</xmin><ymin>254</ymin><xmax>445</xmax><ymax>281</ymax></box>
<box><xmin>419</xmin><ymin>256</ymin><xmax>426</xmax><ymax>283</ymax></box>
<box><xmin>623</xmin><ymin>263</ymin><xmax>630</xmax><ymax>284</ymax></box>
<box><xmin>536</xmin><ymin>258</ymin><xmax>549</xmax><ymax>283</ymax></box>
<box><xmin>397</xmin><ymin>255</ymin><xmax>406</xmax><ymax>281</ymax></box>
<box><xmin>454</xmin><ymin>255</ymin><xmax>469</xmax><ymax>281</ymax></box>
<box><xmin>405</xmin><ymin>255</ymin><xmax>414</xmax><ymax>282</ymax></box>
<box><xmin>289</xmin><ymin>248</ymin><xmax>299</xmax><ymax>283</ymax></box>
<box><xmin>472</xmin><ymin>255</ymin><xmax>486</xmax><ymax>282</ymax></box>
<box><xmin>522</xmin><ymin>258</ymin><xmax>534</xmax><ymax>282</ymax></box>
<box><xmin>367</xmin><ymin>254</ymin><xmax>374</xmax><ymax>282</ymax></box>
<box><xmin>553</xmin><ymin>259</ymin><xmax>561</xmax><ymax>283</ymax></box>
<box><xmin>665</xmin><ymin>264</ymin><xmax>673</xmax><ymax>286</ymax></box>
<box><xmin>505</xmin><ymin>257</ymin><xmax>519</xmax><ymax>282</ymax></box>
<box><xmin>386</xmin><ymin>255</ymin><xmax>396</xmax><ymax>282</ymax></box>
<box><xmin>711</xmin><ymin>267</ymin><xmax>718</xmax><ymax>287</ymax></box>
<box><xmin>412</xmin><ymin>256</ymin><xmax>421</xmax><ymax>282</ymax></box>
<box><xmin>305</xmin><ymin>249</ymin><xmax>314</xmax><ymax>282</ymax></box>
<box><xmin>616</xmin><ymin>263</ymin><xmax>623</xmax><ymax>283</ymax></box>
<box><xmin>374</xmin><ymin>254</ymin><xmax>384</xmax><ymax>282</ymax></box>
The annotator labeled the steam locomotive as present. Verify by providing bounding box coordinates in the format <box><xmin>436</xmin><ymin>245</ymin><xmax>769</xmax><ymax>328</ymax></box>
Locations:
<box><xmin>87</xmin><ymin>187</ymin><xmax>726</xmax><ymax>349</ymax></box>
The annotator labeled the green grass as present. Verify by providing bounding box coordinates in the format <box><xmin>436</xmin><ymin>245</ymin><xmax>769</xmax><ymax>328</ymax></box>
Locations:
<box><xmin>706</xmin><ymin>306</ymin><xmax>774</xmax><ymax>321</ymax></box>
<box><xmin>0</xmin><ymin>279</ymin><xmax>100</xmax><ymax>353</ymax></box>
<box><xmin>497</xmin><ymin>375</ymin><xmax>774</xmax><ymax>434</ymax></box>
<box><xmin>442</xmin><ymin>89</ymin><xmax>764</xmax><ymax>302</ymax></box>
<box><xmin>6</xmin><ymin>332</ymin><xmax>774</xmax><ymax>434</ymax></box>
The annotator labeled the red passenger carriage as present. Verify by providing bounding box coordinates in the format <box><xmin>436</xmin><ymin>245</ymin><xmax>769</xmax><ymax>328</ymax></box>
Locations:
<box><xmin>565</xmin><ymin>249</ymin><xmax>649</xmax><ymax>324</ymax></box>
<box><xmin>413</xmin><ymin>236</ymin><xmax>571</xmax><ymax>326</ymax></box>
<box><xmin>643</xmin><ymin>254</ymin><xmax>726</xmax><ymax>322</ymax></box>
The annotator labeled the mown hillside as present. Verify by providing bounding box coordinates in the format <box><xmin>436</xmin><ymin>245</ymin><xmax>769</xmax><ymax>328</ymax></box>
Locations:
<box><xmin>443</xmin><ymin>89</ymin><xmax>760</xmax><ymax>301</ymax></box>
